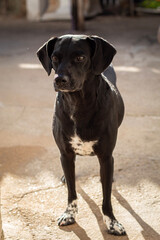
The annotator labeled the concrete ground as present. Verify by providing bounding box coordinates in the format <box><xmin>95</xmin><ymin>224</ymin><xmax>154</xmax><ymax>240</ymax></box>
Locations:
<box><xmin>0</xmin><ymin>15</ymin><xmax>160</xmax><ymax>240</ymax></box>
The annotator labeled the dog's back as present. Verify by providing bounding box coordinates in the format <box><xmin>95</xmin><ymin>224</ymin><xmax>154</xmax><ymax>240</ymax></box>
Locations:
<box><xmin>103</xmin><ymin>65</ymin><xmax>117</xmax><ymax>87</ymax></box>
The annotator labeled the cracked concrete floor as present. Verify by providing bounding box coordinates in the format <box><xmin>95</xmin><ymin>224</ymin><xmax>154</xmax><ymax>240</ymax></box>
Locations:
<box><xmin>0</xmin><ymin>16</ymin><xmax>160</xmax><ymax>240</ymax></box>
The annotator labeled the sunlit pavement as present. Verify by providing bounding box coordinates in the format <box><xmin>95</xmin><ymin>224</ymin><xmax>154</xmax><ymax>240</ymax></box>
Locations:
<box><xmin>0</xmin><ymin>16</ymin><xmax>160</xmax><ymax>240</ymax></box>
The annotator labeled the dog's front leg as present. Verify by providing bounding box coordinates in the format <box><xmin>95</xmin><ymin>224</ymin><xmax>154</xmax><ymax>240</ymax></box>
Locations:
<box><xmin>98</xmin><ymin>155</ymin><xmax>126</xmax><ymax>236</ymax></box>
<box><xmin>58</xmin><ymin>152</ymin><xmax>78</xmax><ymax>226</ymax></box>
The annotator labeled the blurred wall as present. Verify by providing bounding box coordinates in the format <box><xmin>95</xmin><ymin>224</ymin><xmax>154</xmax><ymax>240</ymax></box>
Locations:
<box><xmin>26</xmin><ymin>0</ymin><xmax>48</xmax><ymax>20</ymax></box>
<box><xmin>0</xmin><ymin>0</ymin><xmax>26</xmax><ymax>17</ymax></box>
<box><xmin>26</xmin><ymin>0</ymin><xmax>71</xmax><ymax>21</ymax></box>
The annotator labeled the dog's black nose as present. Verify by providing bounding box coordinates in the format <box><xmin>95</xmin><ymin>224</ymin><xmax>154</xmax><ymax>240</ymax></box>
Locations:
<box><xmin>55</xmin><ymin>75</ymin><xmax>69</xmax><ymax>84</ymax></box>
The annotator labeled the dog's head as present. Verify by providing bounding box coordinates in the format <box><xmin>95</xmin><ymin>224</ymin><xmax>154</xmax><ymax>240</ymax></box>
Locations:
<box><xmin>37</xmin><ymin>35</ymin><xmax>116</xmax><ymax>92</ymax></box>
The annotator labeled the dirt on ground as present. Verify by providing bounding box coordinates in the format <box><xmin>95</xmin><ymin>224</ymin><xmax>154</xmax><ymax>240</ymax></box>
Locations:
<box><xmin>0</xmin><ymin>16</ymin><xmax>160</xmax><ymax>240</ymax></box>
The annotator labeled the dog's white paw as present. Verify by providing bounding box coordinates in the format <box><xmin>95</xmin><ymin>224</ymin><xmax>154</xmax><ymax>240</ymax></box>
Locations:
<box><xmin>58</xmin><ymin>211</ymin><xmax>76</xmax><ymax>226</ymax></box>
<box><xmin>58</xmin><ymin>200</ymin><xmax>78</xmax><ymax>226</ymax></box>
<box><xmin>104</xmin><ymin>216</ymin><xmax>126</xmax><ymax>236</ymax></box>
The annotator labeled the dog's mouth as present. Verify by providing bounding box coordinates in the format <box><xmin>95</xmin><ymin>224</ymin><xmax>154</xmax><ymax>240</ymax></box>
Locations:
<box><xmin>54</xmin><ymin>86</ymin><xmax>72</xmax><ymax>92</ymax></box>
<box><xmin>54</xmin><ymin>82</ymin><xmax>79</xmax><ymax>93</ymax></box>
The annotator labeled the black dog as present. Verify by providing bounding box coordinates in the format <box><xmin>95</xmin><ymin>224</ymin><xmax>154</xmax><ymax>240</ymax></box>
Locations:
<box><xmin>37</xmin><ymin>35</ymin><xmax>126</xmax><ymax>236</ymax></box>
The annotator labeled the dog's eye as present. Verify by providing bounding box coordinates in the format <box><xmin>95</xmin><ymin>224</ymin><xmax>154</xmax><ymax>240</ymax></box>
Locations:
<box><xmin>75</xmin><ymin>56</ymin><xmax>85</xmax><ymax>62</ymax></box>
<box><xmin>52</xmin><ymin>56</ymin><xmax>59</xmax><ymax>63</ymax></box>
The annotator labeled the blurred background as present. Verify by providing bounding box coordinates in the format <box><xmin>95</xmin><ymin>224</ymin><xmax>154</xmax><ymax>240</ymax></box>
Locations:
<box><xmin>0</xmin><ymin>1</ymin><xmax>160</xmax><ymax>240</ymax></box>
<box><xmin>0</xmin><ymin>0</ymin><xmax>160</xmax><ymax>29</ymax></box>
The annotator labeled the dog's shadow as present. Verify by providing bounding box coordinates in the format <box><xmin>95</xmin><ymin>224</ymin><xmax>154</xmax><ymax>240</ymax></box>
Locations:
<box><xmin>60</xmin><ymin>185</ymin><xmax>159</xmax><ymax>240</ymax></box>
<box><xmin>113</xmin><ymin>189</ymin><xmax>160</xmax><ymax>240</ymax></box>
<box><xmin>60</xmin><ymin>185</ymin><xmax>129</xmax><ymax>240</ymax></box>
<box><xmin>59</xmin><ymin>223</ymin><xmax>92</xmax><ymax>240</ymax></box>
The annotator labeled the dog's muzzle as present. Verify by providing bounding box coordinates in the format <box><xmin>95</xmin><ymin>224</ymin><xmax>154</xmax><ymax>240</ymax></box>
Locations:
<box><xmin>54</xmin><ymin>74</ymin><xmax>71</xmax><ymax>92</ymax></box>
<box><xmin>54</xmin><ymin>74</ymin><xmax>82</xmax><ymax>92</ymax></box>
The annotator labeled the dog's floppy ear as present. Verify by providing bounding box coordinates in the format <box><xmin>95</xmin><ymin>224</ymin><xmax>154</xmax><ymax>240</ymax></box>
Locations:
<box><xmin>37</xmin><ymin>37</ymin><xmax>57</xmax><ymax>76</ymax></box>
<box><xmin>87</xmin><ymin>36</ymin><xmax>116</xmax><ymax>75</ymax></box>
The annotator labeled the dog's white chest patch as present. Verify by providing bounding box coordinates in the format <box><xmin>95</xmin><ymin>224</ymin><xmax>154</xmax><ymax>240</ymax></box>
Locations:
<box><xmin>70</xmin><ymin>134</ymin><xmax>97</xmax><ymax>156</ymax></box>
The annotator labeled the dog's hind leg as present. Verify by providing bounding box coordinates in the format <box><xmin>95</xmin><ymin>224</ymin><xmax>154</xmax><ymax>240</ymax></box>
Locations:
<box><xmin>98</xmin><ymin>155</ymin><xmax>126</xmax><ymax>235</ymax></box>
<box><xmin>58</xmin><ymin>152</ymin><xmax>78</xmax><ymax>226</ymax></box>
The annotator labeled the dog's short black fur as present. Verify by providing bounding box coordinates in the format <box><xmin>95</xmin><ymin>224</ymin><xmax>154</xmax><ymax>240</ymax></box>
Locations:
<box><xmin>37</xmin><ymin>35</ymin><xmax>126</xmax><ymax>235</ymax></box>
